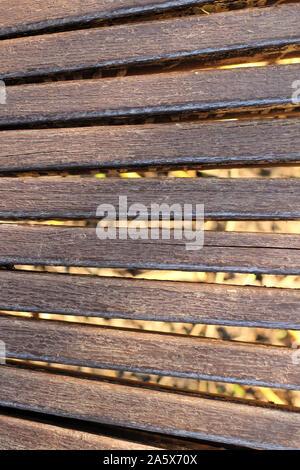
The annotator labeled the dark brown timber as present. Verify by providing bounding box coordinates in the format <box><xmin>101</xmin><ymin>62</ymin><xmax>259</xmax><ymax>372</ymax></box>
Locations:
<box><xmin>0</xmin><ymin>270</ymin><xmax>299</xmax><ymax>329</ymax></box>
<box><xmin>2</xmin><ymin>4</ymin><xmax>300</xmax><ymax>80</ymax></box>
<box><xmin>0</xmin><ymin>0</ymin><xmax>224</xmax><ymax>38</ymax></box>
<box><xmin>0</xmin><ymin>177</ymin><xmax>298</xmax><ymax>220</ymax></box>
<box><xmin>0</xmin><ymin>410</ymin><xmax>221</xmax><ymax>450</ymax></box>
<box><xmin>0</xmin><ymin>413</ymin><xmax>159</xmax><ymax>450</ymax></box>
<box><xmin>0</xmin><ymin>225</ymin><xmax>298</xmax><ymax>274</ymax></box>
<box><xmin>1</xmin><ymin>0</ymin><xmax>300</xmax><ymax>453</ymax></box>
<box><xmin>1</xmin><ymin>64</ymin><xmax>300</xmax><ymax>127</ymax></box>
<box><xmin>0</xmin><ymin>118</ymin><xmax>300</xmax><ymax>172</ymax></box>
<box><xmin>1</xmin><ymin>365</ymin><xmax>300</xmax><ymax>449</ymax></box>
<box><xmin>1</xmin><ymin>314</ymin><xmax>300</xmax><ymax>389</ymax></box>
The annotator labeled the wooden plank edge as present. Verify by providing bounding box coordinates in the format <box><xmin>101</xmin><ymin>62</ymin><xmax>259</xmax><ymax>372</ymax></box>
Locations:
<box><xmin>0</xmin><ymin>0</ymin><xmax>221</xmax><ymax>39</ymax></box>
<box><xmin>1</xmin><ymin>314</ymin><xmax>299</xmax><ymax>390</ymax></box>
<box><xmin>0</xmin><ymin>119</ymin><xmax>299</xmax><ymax>173</ymax></box>
<box><xmin>1</xmin><ymin>364</ymin><xmax>299</xmax><ymax>449</ymax></box>
<box><xmin>0</xmin><ymin>270</ymin><xmax>299</xmax><ymax>329</ymax></box>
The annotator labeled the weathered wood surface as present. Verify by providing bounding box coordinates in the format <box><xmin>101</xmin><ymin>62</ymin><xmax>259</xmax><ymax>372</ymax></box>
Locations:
<box><xmin>1</xmin><ymin>0</ymin><xmax>299</xmax><ymax>454</ymax></box>
<box><xmin>0</xmin><ymin>0</ymin><xmax>221</xmax><ymax>38</ymax></box>
<box><xmin>0</xmin><ymin>225</ymin><xmax>298</xmax><ymax>274</ymax></box>
<box><xmin>1</xmin><ymin>64</ymin><xmax>300</xmax><ymax>127</ymax></box>
<box><xmin>1</xmin><ymin>118</ymin><xmax>299</xmax><ymax>172</ymax></box>
<box><xmin>0</xmin><ymin>413</ymin><xmax>159</xmax><ymax>450</ymax></box>
<box><xmin>0</xmin><ymin>177</ymin><xmax>298</xmax><ymax>220</ymax></box>
<box><xmin>1</xmin><ymin>315</ymin><xmax>300</xmax><ymax>389</ymax></box>
<box><xmin>0</xmin><ymin>411</ymin><xmax>221</xmax><ymax>450</ymax></box>
<box><xmin>1</xmin><ymin>270</ymin><xmax>299</xmax><ymax>329</ymax></box>
<box><xmin>1</xmin><ymin>365</ymin><xmax>300</xmax><ymax>449</ymax></box>
<box><xmin>2</xmin><ymin>4</ymin><xmax>300</xmax><ymax>80</ymax></box>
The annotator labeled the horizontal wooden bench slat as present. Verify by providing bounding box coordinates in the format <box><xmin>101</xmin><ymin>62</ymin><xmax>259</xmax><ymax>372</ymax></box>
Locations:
<box><xmin>0</xmin><ymin>0</ymin><xmax>215</xmax><ymax>38</ymax></box>
<box><xmin>2</xmin><ymin>365</ymin><xmax>300</xmax><ymax>449</ymax></box>
<box><xmin>2</xmin><ymin>4</ymin><xmax>300</xmax><ymax>80</ymax></box>
<box><xmin>1</xmin><ymin>118</ymin><xmax>300</xmax><ymax>172</ymax></box>
<box><xmin>0</xmin><ymin>413</ymin><xmax>159</xmax><ymax>450</ymax></box>
<box><xmin>2</xmin><ymin>315</ymin><xmax>299</xmax><ymax>389</ymax></box>
<box><xmin>0</xmin><ymin>177</ymin><xmax>298</xmax><ymax>220</ymax></box>
<box><xmin>1</xmin><ymin>0</ymin><xmax>299</xmax><ymax>452</ymax></box>
<box><xmin>1</xmin><ymin>64</ymin><xmax>300</xmax><ymax>127</ymax></box>
<box><xmin>1</xmin><ymin>271</ymin><xmax>299</xmax><ymax>329</ymax></box>
<box><xmin>0</xmin><ymin>411</ymin><xmax>221</xmax><ymax>450</ymax></box>
<box><xmin>0</xmin><ymin>225</ymin><xmax>298</xmax><ymax>274</ymax></box>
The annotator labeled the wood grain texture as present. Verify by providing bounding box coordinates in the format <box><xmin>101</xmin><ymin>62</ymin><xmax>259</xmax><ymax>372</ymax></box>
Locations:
<box><xmin>0</xmin><ymin>177</ymin><xmax>298</xmax><ymax>220</ymax></box>
<box><xmin>0</xmin><ymin>0</ymin><xmax>218</xmax><ymax>38</ymax></box>
<box><xmin>0</xmin><ymin>413</ymin><xmax>158</xmax><ymax>450</ymax></box>
<box><xmin>1</xmin><ymin>118</ymin><xmax>300</xmax><ymax>172</ymax></box>
<box><xmin>1</xmin><ymin>314</ymin><xmax>300</xmax><ymax>389</ymax></box>
<box><xmin>1</xmin><ymin>270</ymin><xmax>299</xmax><ymax>329</ymax></box>
<box><xmin>0</xmin><ymin>411</ymin><xmax>221</xmax><ymax>450</ymax></box>
<box><xmin>0</xmin><ymin>225</ymin><xmax>298</xmax><ymax>274</ymax></box>
<box><xmin>2</xmin><ymin>4</ymin><xmax>300</xmax><ymax>80</ymax></box>
<box><xmin>1</xmin><ymin>64</ymin><xmax>300</xmax><ymax>127</ymax></box>
<box><xmin>1</xmin><ymin>365</ymin><xmax>300</xmax><ymax>449</ymax></box>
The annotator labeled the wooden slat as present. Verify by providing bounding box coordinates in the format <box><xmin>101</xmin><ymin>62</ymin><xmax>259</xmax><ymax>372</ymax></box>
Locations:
<box><xmin>0</xmin><ymin>0</ymin><xmax>216</xmax><ymax>38</ymax></box>
<box><xmin>0</xmin><ymin>177</ymin><xmax>298</xmax><ymax>220</ymax></box>
<box><xmin>1</xmin><ymin>64</ymin><xmax>300</xmax><ymax>127</ymax></box>
<box><xmin>0</xmin><ymin>225</ymin><xmax>298</xmax><ymax>274</ymax></box>
<box><xmin>2</xmin><ymin>4</ymin><xmax>300</xmax><ymax>80</ymax></box>
<box><xmin>1</xmin><ymin>365</ymin><xmax>300</xmax><ymax>449</ymax></box>
<box><xmin>1</xmin><ymin>315</ymin><xmax>300</xmax><ymax>389</ymax></box>
<box><xmin>1</xmin><ymin>118</ymin><xmax>300</xmax><ymax>172</ymax></box>
<box><xmin>1</xmin><ymin>270</ymin><xmax>299</xmax><ymax>329</ymax></box>
<box><xmin>0</xmin><ymin>413</ymin><xmax>159</xmax><ymax>450</ymax></box>
<box><xmin>0</xmin><ymin>411</ymin><xmax>221</xmax><ymax>450</ymax></box>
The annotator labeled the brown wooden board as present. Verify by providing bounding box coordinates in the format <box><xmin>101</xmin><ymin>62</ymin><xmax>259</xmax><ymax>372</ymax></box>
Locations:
<box><xmin>0</xmin><ymin>413</ymin><xmax>159</xmax><ymax>450</ymax></box>
<box><xmin>1</xmin><ymin>365</ymin><xmax>300</xmax><ymax>449</ymax></box>
<box><xmin>1</xmin><ymin>314</ymin><xmax>300</xmax><ymax>389</ymax></box>
<box><xmin>0</xmin><ymin>225</ymin><xmax>298</xmax><ymax>274</ymax></box>
<box><xmin>2</xmin><ymin>4</ymin><xmax>300</xmax><ymax>80</ymax></box>
<box><xmin>0</xmin><ymin>0</ymin><xmax>222</xmax><ymax>38</ymax></box>
<box><xmin>1</xmin><ymin>64</ymin><xmax>300</xmax><ymax>127</ymax></box>
<box><xmin>0</xmin><ymin>270</ymin><xmax>299</xmax><ymax>329</ymax></box>
<box><xmin>0</xmin><ymin>410</ymin><xmax>222</xmax><ymax>450</ymax></box>
<box><xmin>1</xmin><ymin>118</ymin><xmax>300</xmax><ymax>172</ymax></box>
<box><xmin>0</xmin><ymin>177</ymin><xmax>298</xmax><ymax>220</ymax></box>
